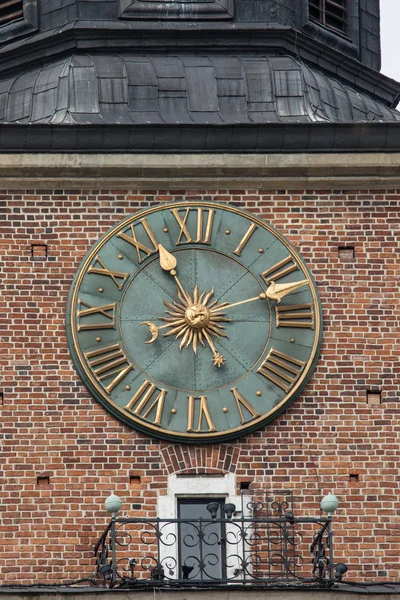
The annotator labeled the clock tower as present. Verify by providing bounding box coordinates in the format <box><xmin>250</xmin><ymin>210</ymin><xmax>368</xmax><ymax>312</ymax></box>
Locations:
<box><xmin>1</xmin><ymin>0</ymin><xmax>400</xmax><ymax>589</ymax></box>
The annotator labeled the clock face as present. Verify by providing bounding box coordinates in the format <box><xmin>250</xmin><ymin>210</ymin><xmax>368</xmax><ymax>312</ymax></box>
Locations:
<box><xmin>66</xmin><ymin>202</ymin><xmax>322</xmax><ymax>443</ymax></box>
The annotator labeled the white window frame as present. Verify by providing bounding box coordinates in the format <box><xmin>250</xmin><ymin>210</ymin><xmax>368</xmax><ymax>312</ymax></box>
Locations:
<box><xmin>157</xmin><ymin>473</ymin><xmax>248</xmax><ymax>581</ymax></box>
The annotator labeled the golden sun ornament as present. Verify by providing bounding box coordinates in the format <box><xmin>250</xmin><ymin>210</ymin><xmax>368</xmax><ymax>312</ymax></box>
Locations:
<box><xmin>161</xmin><ymin>284</ymin><xmax>231</xmax><ymax>367</ymax></box>
<box><xmin>141</xmin><ymin>243</ymin><xmax>300</xmax><ymax>369</ymax></box>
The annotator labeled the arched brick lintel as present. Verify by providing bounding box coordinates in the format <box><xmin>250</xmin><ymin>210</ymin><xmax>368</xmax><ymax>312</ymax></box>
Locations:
<box><xmin>161</xmin><ymin>444</ymin><xmax>240</xmax><ymax>475</ymax></box>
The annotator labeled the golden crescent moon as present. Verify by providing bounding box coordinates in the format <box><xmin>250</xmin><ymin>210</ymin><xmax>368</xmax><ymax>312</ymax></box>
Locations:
<box><xmin>140</xmin><ymin>321</ymin><xmax>159</xmax><ymax>344</ymax></box>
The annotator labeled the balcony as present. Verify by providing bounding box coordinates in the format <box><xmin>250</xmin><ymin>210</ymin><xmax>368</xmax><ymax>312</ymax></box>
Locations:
<box><xmin>94</xmin><ymin>491</ymin><xmax>346</xmax><ymax>589</ymax></box>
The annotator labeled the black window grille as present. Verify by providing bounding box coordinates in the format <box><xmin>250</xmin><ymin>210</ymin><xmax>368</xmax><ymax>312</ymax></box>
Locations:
<box><xmin>0</xmin><ymin>0</ymin><xmax>23</xmax><ymax>26</ymax></box>
<box><xmin>309</xmin><ymin>0</ymin><xmax>347</xmax><ymax>34</ymax></box>
<box><xmin>178</xmin><ymin>499</ymin><xmax>226</xmax><ymax>581</ymax></box>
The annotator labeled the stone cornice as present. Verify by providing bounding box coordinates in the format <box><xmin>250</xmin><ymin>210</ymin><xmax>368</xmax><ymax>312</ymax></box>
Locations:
<box><xmin>1</xmin><ymin>152</ymin><xmax>400</xmax><ymax>190</ymax></box>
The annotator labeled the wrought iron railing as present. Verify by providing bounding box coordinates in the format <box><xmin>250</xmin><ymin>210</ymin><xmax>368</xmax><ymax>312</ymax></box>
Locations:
<box><xmin>94</xmin><ymin>491</ymin><xmax>343</xmax><ymax>588</ymax></box>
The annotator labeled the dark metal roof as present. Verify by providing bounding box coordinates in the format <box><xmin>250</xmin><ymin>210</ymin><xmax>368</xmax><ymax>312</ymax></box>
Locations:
<box><xmin>0</xmin><ymin>53</ymin><xmax>398</xmax><ymax>127</ymax></box>
<box><xmin>1</xmin><ymin>122</ymin><xmax>400</xmax><ymax>153</ymax></box>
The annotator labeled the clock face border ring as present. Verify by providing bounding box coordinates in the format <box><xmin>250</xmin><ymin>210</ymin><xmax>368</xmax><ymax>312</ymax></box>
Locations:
<box><xmin>65</xmin><ymin>201</ymin><xmax>323</xmax><ymax>443</ymax></box>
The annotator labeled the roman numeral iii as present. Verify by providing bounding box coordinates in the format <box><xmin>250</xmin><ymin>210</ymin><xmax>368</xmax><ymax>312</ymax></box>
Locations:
<box><xmin>275</xmin><ymin>303</ymin><xmax>314</xmax><ymax>329</ymax></box>
<box><xmin>171</xmin><ymin>207</ymin><xmax>215</xmax><ymax>245</ymax></box>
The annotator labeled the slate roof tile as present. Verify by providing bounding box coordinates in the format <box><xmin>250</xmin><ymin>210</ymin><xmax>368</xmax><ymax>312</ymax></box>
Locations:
<box><xmin>153</xmin><ymin>58</ymin><xmax>185</xmax><ymax>79</ymax></box>
<box><xmin>34</xmin><ymin>63</ymin><xmax>64</xmax><ymax>93</ymax></box>
<box><xmin>7</xmin><ymin>90</ymin><xmax>32</xmax><ymax>121</ymax></box>
<box><xmin>159</xmin><ymin>97</ymin><xmax>192</xmax><ymax>123</ymax></box>
<box><xmin>70</xmin><ymin>66</ymin><xmax>99</xmax><ymax>113</ymax></box>
<box><xmin>157</xmin><ymin>77</ymin><xmax>186</xmax><ymax>92</ymax></box>
<box><xmin>32</xmin><ymin>89</ymin><xmax>58</xmax><ymax>121</ymax></box>
<box><xmin>210</xmin><ymin>57</ymin><xmax>243</xmax><ymax>79</ymax></box>
<box><xmin>100</xmin><ymin>103</ymin><xmax>132</xmax><ymax>124</ymax></box>
<box><xmin>186</xmin><ymin>65</ymin><xmax>219</xmax><ymax>112</ymax></box>
<box><xmin>216</xmin><ymin>78</ymin><xmax>246</xmax><ymax>97</ymax></box>
<box><xmin>92</xmin><ymin>56</ymin><xmax>126</xmax><ymax>79</ymax></box>
<box><xmin>99</xmin><ymin>78</ymin><xmax>129</xmax><ymax>104</ymax></box>
<box><xmin>125</xmin><ymin>60</ymin><xmax>157</xmax><ymax>86</ymax></box>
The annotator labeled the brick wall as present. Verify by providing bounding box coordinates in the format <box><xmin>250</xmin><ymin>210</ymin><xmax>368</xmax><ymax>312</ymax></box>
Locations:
<box><xmin>1</xmin><ymin>187</ymin><xmax>399</xmax><ymax>583</ymax></box>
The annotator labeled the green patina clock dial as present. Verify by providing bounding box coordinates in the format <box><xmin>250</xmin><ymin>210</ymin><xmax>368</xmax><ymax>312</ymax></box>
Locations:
<box><xmin>66</xmin><ymin>202</ymin><xmax>322</xmax><ymax>443</ymax></box>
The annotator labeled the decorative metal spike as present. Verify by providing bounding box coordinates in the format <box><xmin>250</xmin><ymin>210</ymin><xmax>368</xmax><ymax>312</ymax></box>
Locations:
<box><xmin>160</xmin><ymin>318</ymin><xmax>186</xmax><ymax>325</ymax></box>
<box><xmin>164</xmin><ymin>324</ymin><xmax>189</xmax><ymax>338</ymax></box>
<box><xmin>193</xmin><ymin>283</ymin><xmax>199</xmax><ymax>304</ymax></box>
<box><xmin>193</xmin><ymin>332</ymin><xmax>198</xmax><ymax>354</ymax></box>
<box><xmin>198</xmin><ymin>330</ymin><xmax>206</xmax><ymax>347</ymax></box>
<box><xmin>203</xmin><ymin>287</ymin><xmax>215</xmax><ymax>306</ymax></box>
<box><xmin>179</xmin><ymin>328</ymin><xmax>191</xmax><ymax>350</ymax></box>
<box><xmin>186</xmin><ymin>328</ymin><xmax>194</xmax><ymax>348</ymax></box>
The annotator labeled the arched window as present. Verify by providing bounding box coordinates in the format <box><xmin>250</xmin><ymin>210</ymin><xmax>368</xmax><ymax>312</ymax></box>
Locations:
<box><xmin>0</xmin><ymin>0</ymin><xmax>24</xmax><ymax>26</ymax></box>
<box><xmin>309</xmin><ymin>0</ymin><xmax>347</xmax><ymax>34</ymax></box>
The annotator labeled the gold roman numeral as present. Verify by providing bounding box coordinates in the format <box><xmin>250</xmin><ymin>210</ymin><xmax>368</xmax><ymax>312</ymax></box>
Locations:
<box><xmin>77</xmin><ymin>300</ymin><xmax>116</xmax><ymax>331</ymax></box>
<box><xmin>233</xmin><ymin>223</ymin><xmax>258</xmax><ymax>256</ymax></box>
<box><xmin>88</xmin><ymin>256</ymin><xmax>129</xmax><ymax>290</ymax></box>
<box><xmin>125</xmin><ymin>380</ymin><xmax>166</xmax><ymax>426</ymax></box>
<box><xmin>230</xmin><ymin>388</ymin><xmax>260</xmax><ymax>424</ymax></box>
<box><xmin>171</xmin><ymin>207</ymin><xmax>215</xmax><ymax>245</ymax></box>
<box><xmin>275</xmin><ymin>303</ymin><xmax>314</xmax><ymax>329</ymax></box>
<box><xmin>117</xmin><ymin>218</ymin><xmax>158</xmax><ymax>263</ymax></box>
<box><xmin>257</xmin><ymin>349</ymin><xmax>305</xmax><ymax>393</ymax></box>
<box><xmin>187</xmin><ymin>395</ymin><xmax>216</xmax><ymax>432</ymax></box>
<box><xmin>261</xmin><ymin>255</ymin><xmax>298</xmax><ymax>284</ymax></box>
<box><xmin>85</xmin><ymin>343</ymin><xmax>133</xmax><ymax>393</ymax></box>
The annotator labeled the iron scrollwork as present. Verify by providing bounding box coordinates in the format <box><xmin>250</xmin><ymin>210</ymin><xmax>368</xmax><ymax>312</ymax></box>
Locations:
<box><xmin>94</xmin><ymin>491</ymin><xmax>341</xmax><ymax>588</ymax></box>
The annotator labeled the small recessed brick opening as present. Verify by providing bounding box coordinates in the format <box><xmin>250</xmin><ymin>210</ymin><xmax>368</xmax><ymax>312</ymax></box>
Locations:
<box><xmin>240</xmin><ymin>481</ymin><xmax>251</xmax><ymax>490</ymax></box>
<box><xmin>338</xmin><ymin>246</ymin><xmax>355</xmax><ymax>261</ymax></box>
<box><xmin>129</xmin><ymin>475</ymin><xmax>142</xmax><ymax>488</ymax></box>
<box><xmin>349</xmin><ymin>474</ymin><xmax>359</xmax><ymax>486</ymax></box>
<box><xmin>367</xmin><ymin>390</ymin><xmax>381</xmax><ymax>405</ymax></box>
<box><xmin>31</xmin><ymin>243</ymin><xmax>48</xmax><ymax>259</ymax></box>
<box><xmin>37</xmin><ymin>476</ymin><xmax>50</xmax><ymax>486</ymax></box>
<box><xmin>0</xmin><ymin>392</ymin><xmax>3</xmax><ymax>406</ymax></box>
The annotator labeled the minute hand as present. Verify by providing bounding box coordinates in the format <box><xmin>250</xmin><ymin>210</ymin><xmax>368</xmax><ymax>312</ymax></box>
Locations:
<box><xmin>210</xmin><ymin>279</ymin><xmax>309</xmax><ymax>313</ymax></box>
<box><xmin>210</xmin><ymin>293</ymin><xmax>267</xmax><ymax>313</ymax></box>
<box><xmin>158</xmin><ymin>243</ymin><xmax>189</xmax><ymax>301</ymax></box>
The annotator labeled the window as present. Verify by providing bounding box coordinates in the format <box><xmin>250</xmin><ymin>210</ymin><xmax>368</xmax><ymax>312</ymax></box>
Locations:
<box><xmin>178</xmin><ymin>498</ymin><xmax>226</xmax><ymax>581</ymax></box>
<box><xmin>157</xmin><ymin>473</ymin><xmax>241</xmax><ymax>582</ymax></box>
<box><xmin>0</xmin><ymin>0</ymin><xmax>23</xmax><ymax>26</ymax></box>
<box><xmin>309</xmin><ymin>0</ymin><xmax>347</xmax><ymax>34</ymax></box>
